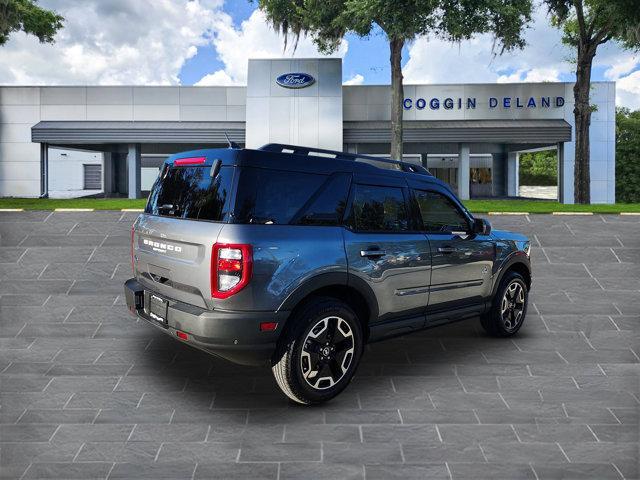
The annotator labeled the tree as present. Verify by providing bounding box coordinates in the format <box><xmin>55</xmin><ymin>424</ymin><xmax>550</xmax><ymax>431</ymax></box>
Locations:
<box><xmin>0</xmin><ymin>0</ymin><xmax>64</xmax><ymax>46</ymax></box>
<box><xmin>544</xmin><ymin>0</ymin><xmax>640</xmax><ymax>204</ymax></box>
<box><xmin>615</xmin><ymin>107</ymin><xmax>640</xmax><ymax>203</ymax></box>
<box><xmin>257</xmin><ymin>0</ymin><xmax>532</xmax><ymax>160</ymax></box>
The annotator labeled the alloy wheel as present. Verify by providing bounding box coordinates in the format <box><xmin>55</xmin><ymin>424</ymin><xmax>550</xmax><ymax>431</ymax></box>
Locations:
<box><xmin>500</xmin><ymin>281</ymin><xmax>525</xmax><ymax>332</ymax></box>
<box><xmin>300</xmin><ymin>316</ymin><xmax>355</xmax><ymax>390</ymax></box>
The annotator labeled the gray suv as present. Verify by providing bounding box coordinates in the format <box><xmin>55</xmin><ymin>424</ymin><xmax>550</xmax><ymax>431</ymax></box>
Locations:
<box><xmin>125</xmin><ymin>143</ymin><xmax>532</xmax><ymax>404</ymax></box>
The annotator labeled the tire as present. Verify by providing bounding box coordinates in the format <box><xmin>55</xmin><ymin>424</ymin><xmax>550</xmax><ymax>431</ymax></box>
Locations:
<box><xmin>480</xmin><ymin>271</ymin><xmax>528</xmax><ymax>337</ymax></box>
<box><xmin>272</xmin><ymin>297</ymin><xmax>364</xmax><ymax>405</ymax></box>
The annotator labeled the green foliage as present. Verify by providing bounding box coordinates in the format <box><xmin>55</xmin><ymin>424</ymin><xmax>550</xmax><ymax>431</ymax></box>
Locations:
<box><xmin>258</xmin><ymin>0</ymin><xmax>532</xmax><ymax>51</ymax></box>
<box><xmin>0</xmin><ymin>0</ymin><xmax>64</xmax><ymax>45</ymax></box>
<box><xmin>519</xmin><ymin>150</ymin><xmax>558</xmax><ymax>186</ymax></box>
<box><xmin>546</xmin><ymin>0</ymin><xmax>640</xmax><ymax>50</ymax></box>
<box><xmin>616</xmin><ymin>108</ymin><xmax>640</xmax><ymax>203</ymax></box>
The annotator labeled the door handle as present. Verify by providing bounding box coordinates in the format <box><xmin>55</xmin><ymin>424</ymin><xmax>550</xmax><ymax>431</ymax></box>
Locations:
<box><xmin>438</xmin><ymin>246</ymin><xmax>456</xmax><ymax>254</ymax></box>
<box><xmin>360</xmin><ymin>249</ymin><xmax>386</xmax><ymax>258</ymax></box>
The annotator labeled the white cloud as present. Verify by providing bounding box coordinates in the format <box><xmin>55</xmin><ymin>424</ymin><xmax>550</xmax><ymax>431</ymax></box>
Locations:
<box><xmin>403</xmin><ymin>10</ymin><xmax>571</xmax><ymax>85</ymax></box>
<box><xmin>402</xmin><ymin>8</ymin><xmax>639</xmax><ymax>108</ymax></box>
<box><xmin>497</xmin><ymin>67</ymin><xmax>561</xmax><ymax>83</ymax></box>
<box><xmin>197</xmin><ymin>9</ymin><xmax>348</xmax><ymax>86</ymax></box>
<box><xmin>0</xmin><ymin>0</ymin><xmax>224</xmax><ymax>85</ymax></box>
<box><xmin>616</xmin><ymin>70</ymin><xmax>640</xmax><ymax>110</ymax></box>
<box><xmin>343</xmin><ymin>73</ymin><xmax>364</xmax><ymax>85</ymax></box>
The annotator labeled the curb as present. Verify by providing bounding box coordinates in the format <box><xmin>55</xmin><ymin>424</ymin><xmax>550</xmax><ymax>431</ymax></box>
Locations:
<box><xmin>620</xmin><ymin>212</ymin><xmax>640</xmax><ymax>216</ymax></box>
<box><xmin>487</xmin><ymin>212</ymin><xmax>529</xmax><ymax>215</ymax></box>
<box><xmin>0</xmin><ymin>208</ymin><xmax>24</xmax><ymax>212</ymax></box>
<box><xmin>552</xmin><ymin>212</ymin><xmax>593</xmax><ymax>215</ymax></box>
<box><xmin>121</xmin><ymin>208</ymin><xmax>144</xmax><ymax>212</ymax></box>
<box><xmin>54</xmin><ymin>208</ymin><xmax>94</xmax><ymax>212</ymax></box>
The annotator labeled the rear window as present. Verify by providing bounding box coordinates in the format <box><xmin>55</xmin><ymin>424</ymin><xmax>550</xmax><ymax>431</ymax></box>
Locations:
<box><xmin>145</xmin><ymin>165</ymin><xmax>234</xmax><ymax>222</ymax></box>
<box><xmin>233</xmin><ymin>168</ymin><xmax>348</xmax><ymax>225</ymax></box>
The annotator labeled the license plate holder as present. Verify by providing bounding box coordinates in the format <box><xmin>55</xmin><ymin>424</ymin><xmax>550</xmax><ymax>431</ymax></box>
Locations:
<box><xmin>148</xmin><ymin>293</ymin><xmax>168</xmax><ymax>326</ymax></box>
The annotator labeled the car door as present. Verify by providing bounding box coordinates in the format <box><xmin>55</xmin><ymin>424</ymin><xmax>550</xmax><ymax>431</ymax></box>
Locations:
<box><xmin>412</xmin><ymin>187</ymin><xmax>495</xmax><ymax>316</ymax></box>
<box><xmin>343</xmin><ymin>175</ymin><xmax>432</xmax><ymax>327</ymax></box>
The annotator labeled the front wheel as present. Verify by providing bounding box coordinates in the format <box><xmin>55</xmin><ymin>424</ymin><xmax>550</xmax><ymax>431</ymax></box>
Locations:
<box><xmin>272</xmin><ymin>297</ymin><xmax>363</xmax><ymax>405</ymax></box>
<box><xmin>480</xmin><ymin>271</ymin><xmax>528</xmax><ymax>337</ymax></box>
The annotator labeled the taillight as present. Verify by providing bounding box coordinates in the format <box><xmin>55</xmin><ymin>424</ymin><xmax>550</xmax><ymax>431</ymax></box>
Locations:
<box><xmin>211</xmin><ymin>243</ymin><xmax>252</xmax><ymax>299</ymax></box>
<box><xmin>130</xmin><ymin>226</ymin><xmax>135</xmax><ymax>274</ymax></box>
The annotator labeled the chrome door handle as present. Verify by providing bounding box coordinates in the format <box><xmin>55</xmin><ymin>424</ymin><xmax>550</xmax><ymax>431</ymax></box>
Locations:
<box><xmin>438</xmin><ymin>246</ymin><xmax>455</xmax><ymax>254</ymax></box>
<box><xmin>360</xmin><ymin>249</ymin><xmax>386</xmax><ymax>258</ymax></box>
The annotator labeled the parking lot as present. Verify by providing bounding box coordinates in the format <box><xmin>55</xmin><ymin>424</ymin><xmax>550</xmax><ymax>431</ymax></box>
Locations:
<box><xmin>0</xmin><ymin>211</ymin><xmax>638</xmax><ymax>479</ymax></box>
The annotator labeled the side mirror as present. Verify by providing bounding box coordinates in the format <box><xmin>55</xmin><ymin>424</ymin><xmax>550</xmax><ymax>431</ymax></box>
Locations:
<box><xmin>473</xmin><ymin>218</ymin><xmax>491</xmax><ymax>236</ymax></box>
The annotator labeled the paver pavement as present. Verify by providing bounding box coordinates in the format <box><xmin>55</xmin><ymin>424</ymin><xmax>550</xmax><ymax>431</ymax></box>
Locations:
<box><xmin>0</xmin><ymin>211</ymin><xmax>638</xmax><ymax>479</ymax></box>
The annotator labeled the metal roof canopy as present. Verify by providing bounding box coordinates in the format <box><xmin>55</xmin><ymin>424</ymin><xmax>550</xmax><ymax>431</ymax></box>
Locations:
<box><xmin>344</xmin><ymin>119</ymin><xmax>572</xmax><ymax>144</ymax></box>
<box><xmin>32</xmin><ymin>121</ymin><xmax>246</xmax><ymax>144</ymax></box>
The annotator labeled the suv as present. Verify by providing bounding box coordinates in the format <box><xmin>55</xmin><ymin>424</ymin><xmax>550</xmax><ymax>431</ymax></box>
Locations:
<box><xmin>125</xmin><ymin>143</ymin><xmax>531</xmax><ymax>404</ymax></box>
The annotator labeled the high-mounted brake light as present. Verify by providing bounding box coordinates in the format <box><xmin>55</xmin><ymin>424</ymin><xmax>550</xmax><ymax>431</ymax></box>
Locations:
<box><xmin>174</xmin><ymin>156</ymin><xmax>206</xmax><ymax>166</ymax></box>
<box><xmin>211</xmin><ymin>243</ymin><xmax>252</xmax><ymax>299</ymax></box>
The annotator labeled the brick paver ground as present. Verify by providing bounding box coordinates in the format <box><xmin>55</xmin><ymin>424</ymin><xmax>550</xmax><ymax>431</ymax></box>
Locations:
<box><xmin>0</xmin><ymin>211</ymin><xmax>638</xmax><ymax>479</ymax></box>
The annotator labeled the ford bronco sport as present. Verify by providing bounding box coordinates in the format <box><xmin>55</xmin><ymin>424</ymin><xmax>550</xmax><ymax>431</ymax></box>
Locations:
<box><xmin>125</xmin><ymin>143</ymin><xmax>531</xmax><ymax>404</ymax></box>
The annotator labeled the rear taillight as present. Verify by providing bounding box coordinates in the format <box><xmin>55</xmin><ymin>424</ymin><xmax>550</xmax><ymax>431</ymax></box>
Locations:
<box><xmin>130</xmin><ymin>226</ymin><xmax>135</xmax><ymax>274</ymax></box>
<box><xmin>211</xmin><ymin>243</ymin><xmax>252</xmax><ymax>299</ymax></box>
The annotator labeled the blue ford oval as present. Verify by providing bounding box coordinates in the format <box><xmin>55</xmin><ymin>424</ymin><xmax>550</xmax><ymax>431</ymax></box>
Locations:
<box><xmin>276</xmin><ymin>72</ymin><xmax>315</xmax><ymax>89</ymax></box>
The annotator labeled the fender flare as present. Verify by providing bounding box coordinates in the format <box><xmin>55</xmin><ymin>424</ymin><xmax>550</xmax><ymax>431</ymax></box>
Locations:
<box><xmin>491</xmin><ymin>253</ymin><xmax>531</xmax><ymax>299</ymax></box>
<box><xmin>278</xmin><ymin>271</ymin><xmax>379</xmax><ymax>323</ymax></box>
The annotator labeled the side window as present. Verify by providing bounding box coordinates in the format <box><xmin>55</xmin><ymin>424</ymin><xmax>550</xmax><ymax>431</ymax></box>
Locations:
<box><xmin>233</xmin><ymin>168</ymin><xmax>326</xmax><ymax>225</ymax></box>
<box><xmin>414</xmin><ymin>190</ymin><xmax>469</xmax><ymax>233</ymax></box>
<box><xmin>351</xmin><ymin>184</ymin><xmax>409</xmax><ymax>232</ymax></box>
<box><xmin>292</xmin><ymin>173</ymin><xmax>351</xmax><ymax>226</ymax></box>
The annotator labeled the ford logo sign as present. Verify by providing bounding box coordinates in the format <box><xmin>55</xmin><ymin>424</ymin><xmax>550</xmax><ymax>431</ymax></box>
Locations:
<box><xmin>276</xmin><ymin>72</ymin><xmax>315</xmax><ymax>89</ymax></box>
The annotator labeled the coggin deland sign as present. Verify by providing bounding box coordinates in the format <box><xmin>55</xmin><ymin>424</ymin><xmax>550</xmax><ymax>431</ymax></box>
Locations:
<box><xmin>403</xmin><ymin>95</ymin><xmax>565</xmax><ymax>110</ymax></box>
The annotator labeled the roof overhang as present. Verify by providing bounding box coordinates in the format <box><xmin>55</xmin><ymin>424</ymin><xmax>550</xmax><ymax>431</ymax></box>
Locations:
<box><xmin>344</xmin><ymin>119</ymin><xmax>572</xmax><ymax>144</ymax></box>
<box><xmin>31</xmin><ymin>121</ymin><xmax>246</xmax><ymax>144</ymax></box>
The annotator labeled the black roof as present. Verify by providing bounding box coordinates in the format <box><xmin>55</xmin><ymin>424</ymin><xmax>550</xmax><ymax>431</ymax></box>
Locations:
<box><xmin>167</xmin><ymin>143</ymin><xmax>436</xmax><ymax>177</ymax></box>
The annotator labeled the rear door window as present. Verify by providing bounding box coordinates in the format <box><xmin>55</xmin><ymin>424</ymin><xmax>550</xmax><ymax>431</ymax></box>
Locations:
<box><xmin>233</xmin><ymin>167</ymin><xmax>327</xmax><ymax>225</ymax></box>
<box><xmin>350</xmin><ymin>184</ymin><xmax>410</xmax><ymax>232</ymax></box>
<box><xmin>145</xmin><ymin>165</ymin><xmax>234</xmax><ymax>222</ymax></box>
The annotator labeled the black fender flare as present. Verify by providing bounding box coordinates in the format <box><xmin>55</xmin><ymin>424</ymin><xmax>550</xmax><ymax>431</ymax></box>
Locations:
<box><xmin>491</xmin><ymin>252</ymin><xmax>531</xmax><ymax>299</ymax></box>
<box><xmin>277</xmin><ymin>271</ymin><xmax>379</xmax><ymax>323</ymax></box>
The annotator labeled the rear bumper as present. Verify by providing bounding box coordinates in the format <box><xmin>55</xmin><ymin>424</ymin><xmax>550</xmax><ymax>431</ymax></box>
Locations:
<box><xmin>124</xmin><ymin>278</ymin><xmax>288</xmax><ymax>366</ymax></box>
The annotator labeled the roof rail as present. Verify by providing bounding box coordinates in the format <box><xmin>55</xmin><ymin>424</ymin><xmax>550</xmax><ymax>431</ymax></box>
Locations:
<box><xmin>258</xmin><ymin>143</ymin><xmax>431</xmax><ymax>176</ymax></box>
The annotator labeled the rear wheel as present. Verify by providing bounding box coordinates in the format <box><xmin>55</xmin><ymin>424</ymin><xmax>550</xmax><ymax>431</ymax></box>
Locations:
<box><xmin>272</xmin><ymin>297</ymin><xmax>363</xmax><ymax>405</ymax></box>
<box><xmin>480</xmin><ymin>271</ymin><xmax>528</xmax><ymax>337</ymax></box>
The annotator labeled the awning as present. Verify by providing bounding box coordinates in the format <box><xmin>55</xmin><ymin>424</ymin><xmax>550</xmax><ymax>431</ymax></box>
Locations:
<box><xmin>31</xmin><ymin>121</ymin><xmax>246</xmax><ymax>144</ymax></box>
<box><xmin>344</xmin><ymin>119</ymin><xmax>572</xmax><ymax>144</ymax></box>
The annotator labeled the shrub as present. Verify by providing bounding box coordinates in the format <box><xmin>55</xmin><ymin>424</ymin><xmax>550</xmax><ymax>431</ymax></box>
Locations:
<box><xmin>519</xmin><ymin>150</ymin><xmax>558</xmax><ymax>186</ymax></box>
<box><xmin>616</xmin><ymin>108</ymin><xmax>640</xmax><ymax>203</ymax></box>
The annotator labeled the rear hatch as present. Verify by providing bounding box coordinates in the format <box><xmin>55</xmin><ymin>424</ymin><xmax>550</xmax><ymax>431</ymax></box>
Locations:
<box><xmin>132</xmin><ymin>152</ymin><xmax>235</xmax><ymax>309</ymax></box>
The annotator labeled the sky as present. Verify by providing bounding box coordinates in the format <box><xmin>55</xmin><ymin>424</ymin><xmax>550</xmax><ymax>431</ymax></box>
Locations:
<box><xmin>0</xmin><ymin>0</ymin><xmax>638</xmax><ymax>108</ymax></box>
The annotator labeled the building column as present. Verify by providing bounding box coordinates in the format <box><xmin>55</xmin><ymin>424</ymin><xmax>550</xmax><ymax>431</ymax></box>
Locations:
<box><xmin>127</xmin><ymin>143</ymin><xmax>141</xmax><ymax>199</ymax></box>
<box><xmin>557</xmin><ymin>142</ymin><xmax>565</xmax><ymax>203</ymax></box>
<box><xmin>507</xmin><ymin>151</ymin><xmax>519</xmax><ymax>197</ymax></box>
<box><xmin>457</xmin><ymin>143</ymin><xmax>470</xmax><ymax>200</ymax></box>
<box><xmin>40</xmin><ymin>143</ymin><xmax>49</xmax><ymax>198</ymax></box>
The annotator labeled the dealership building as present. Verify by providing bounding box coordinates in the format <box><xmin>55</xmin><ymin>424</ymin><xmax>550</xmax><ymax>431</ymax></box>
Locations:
<box><xmin>0</xmin><ymin>58</ymin><xmax>616</xmax><ymax>203</ymax></box>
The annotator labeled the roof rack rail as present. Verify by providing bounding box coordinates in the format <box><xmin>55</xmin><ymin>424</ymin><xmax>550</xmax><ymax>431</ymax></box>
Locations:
<box><xmin>258</xmin><ymin>143</ymin><xmax>431</xmax><ymax>176</ymax></box>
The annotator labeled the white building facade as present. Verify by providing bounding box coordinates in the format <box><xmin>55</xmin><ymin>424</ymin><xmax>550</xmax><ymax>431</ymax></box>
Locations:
<box><xmin>0</xmin><ymin>58</ymin><xmax>616</xmax><ymax>203</ymax></box>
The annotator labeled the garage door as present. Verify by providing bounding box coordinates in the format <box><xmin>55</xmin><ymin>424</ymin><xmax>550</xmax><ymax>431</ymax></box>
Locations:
<box><xmin>83</xmin><ymin>164</ymin><xmax>102</xmax><ymax>190</ymax></box>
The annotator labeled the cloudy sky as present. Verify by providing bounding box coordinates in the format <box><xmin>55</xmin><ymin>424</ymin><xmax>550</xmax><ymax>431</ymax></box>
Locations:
<box><xmin>0</xmin><ymin>0</ymin><xmax>638</xmax><ymax>108</ymax></box>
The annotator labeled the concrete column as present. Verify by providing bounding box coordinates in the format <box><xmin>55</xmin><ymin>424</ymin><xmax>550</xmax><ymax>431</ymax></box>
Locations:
<box><xmin>507</xmin><ymin>151</ymin><xmax>519</xmax><ymax>197</ymax></box>
<box><xmin>557</xmin><ymin>142</ymin><xmax>565</xmax><ymax>203</ymax></box>
<box><xmin>457</xmin><ymin>143</ymin><xmax>470</xmax><ymax>200</ymax></box>
<box><xmin>103</xmin><ymin>152</ymin><xmax>113</xmax><ymax>195</ymax></box>
<box><xmin>40</xmin><ymin>143</ymin><xmax>49</xmax><ymax>198</ymax></box>
<box><xmin>127</xmin><ymin>143</ymin><xmax>141</xmax><ymax>199</ymax></box>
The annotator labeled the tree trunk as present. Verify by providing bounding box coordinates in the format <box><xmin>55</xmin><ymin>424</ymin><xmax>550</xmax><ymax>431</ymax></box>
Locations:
<box><xmin>390</xmin><ymin>37</ymin><xmax>404</xmax><ymax>161</ymax></box>
<box><xmin>573</xmin><ymin>46</ymin><xmax>595</xmax><ymax>204</ymax></box>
